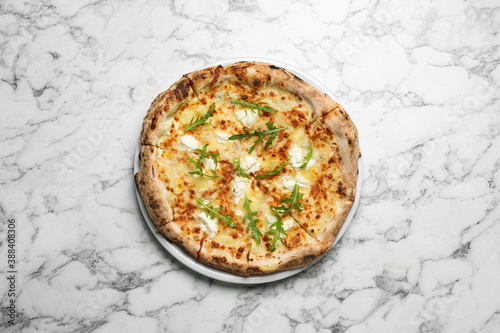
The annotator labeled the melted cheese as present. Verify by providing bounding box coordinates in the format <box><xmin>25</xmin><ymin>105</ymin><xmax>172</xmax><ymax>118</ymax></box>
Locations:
<box><xmin>282</xmin><ymin>216</ymin><xmax>295</xmax><ymax>231</ymax></box>
<box><xmin>282</xmin><ymin>174</ymin><xmax>310</xmax><ymax>190</ymax></box>
<box><xmin>243</xmin><ymin>155</ymin><xmax>260</xmax><ymax>173</ymax></box>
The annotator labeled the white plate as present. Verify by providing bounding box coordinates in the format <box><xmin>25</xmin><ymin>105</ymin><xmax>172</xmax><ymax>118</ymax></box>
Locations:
<box><xmin>134</xmin><ymin>58</ymin><xmax>363</xmax><ymax>284</ymax></box>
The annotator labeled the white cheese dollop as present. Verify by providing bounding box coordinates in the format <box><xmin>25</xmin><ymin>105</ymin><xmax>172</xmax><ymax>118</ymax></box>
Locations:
<box><xmin>197</xmin><ymin>211</ymin><xmax>218</xmax><ymax>237</ymax></box>
<box><xmin>243</xmin><ymin>155</ymin><xmax>260</xmax><ymax>173</ymax></box>
<box><xmin>180</xmin><ymin>135</ymin><xmax>199</xmax><ymax>150</ymax></box>
<box><xmin>204</xmin><ymin>158</ymin><xmax>217</xmax><ymax>170</ymax></box>
<box><xmin>266</xmin><ymin>214</ymin><xmax>277</xmax><ymax>225</ymax></box>
<box><xmin>235</xmin><ymin>110</ymin><xmax>257</xmax><ymax>127</ymax></box>
<box><xmin>232</xmin><ymin>176</ymin><xmax>249</xmax><ymax>201</ymax></box>
<box><xmin>215</xmin><ymin>131</ymin><xmax>229</xmax><ymax>143</ymax></box>
<box><xmin>289</xmin><ymin>145</ymin><xmax>305</xmax><ymax>168</ymax></box>
<box><xmin>282</xmin><ymin>174</ymin><xmax>310</xmax><ymax>191</ymax></box>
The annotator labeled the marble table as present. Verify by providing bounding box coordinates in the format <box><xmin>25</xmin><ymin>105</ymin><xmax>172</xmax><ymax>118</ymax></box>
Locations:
<box><xmin>1</xmin><ymin>1</ymin><xmax>499</xmax><ymax>332</ymax></box>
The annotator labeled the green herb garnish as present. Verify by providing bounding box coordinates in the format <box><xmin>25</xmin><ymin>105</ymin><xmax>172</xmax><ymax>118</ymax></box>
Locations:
<box><xmin>272</xmin><ymin>184</ymin><xmax>304</xmax><ymax>214</ymax></box>
<box><xmin>228</xmin><ymin>122</ymin><xmax>287</xmax><ymax>154</ymax></box>
<box><xmin>243</xmin><ymin>195</ymin><xmax>262</xmax><ymax>244</ymax></box>
<box><xmin>263</xmin><ymin>121</ymin><xmax>280</xmax><ymax>150</ymax></box>
<box><xmin>255</xmin><ymin>158</ymin><xmax>290</xmax><ymax>179</ymax></box>
<box><xmin>188</xmin><ymin>144</ymin><xmax>219</xmax><ymax>178</ymax></box>
<box><xmin>232</xmin><ymin>96</ymin><xmax>278</xmax><ymax>117</ymax></box>
<box><xmin>300</xmin><ymin>140</ymin><xmax>314</xmax><ymax>169</ymax></box>
<box><xmin>185</xmin><ymin>103</ymin><xmax>215</xmax><ymax>131</ymax></box>
<box><xmin>196</xmin><ymin>197</ymin><xmax>237</xmax><ymax>228</ymax></box>
<box><xmin>265</xmin><ymin>212</ymin><xmax>287</xmax><ymax>252</ymax></box>
<box><xmin>234</xmin><ymin>155</ymin><xmax>250</xmax><ymax>179</ymax></box>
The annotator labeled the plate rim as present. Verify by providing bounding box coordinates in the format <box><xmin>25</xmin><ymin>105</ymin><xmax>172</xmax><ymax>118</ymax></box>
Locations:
<box><xmin>133</xmin><ymin>57</ymin><xmax>363</xmax><ymax>285</ymax></box>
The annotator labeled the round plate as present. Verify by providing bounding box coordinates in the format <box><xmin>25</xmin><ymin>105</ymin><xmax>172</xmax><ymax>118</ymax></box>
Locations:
<box><xmin>134</xmin><ymin>58</ymin><xmax>363</xmax><ymax>284</ymax></box>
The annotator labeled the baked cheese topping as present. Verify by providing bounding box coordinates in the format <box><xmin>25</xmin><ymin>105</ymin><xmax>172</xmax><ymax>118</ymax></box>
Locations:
<box><xmin>282</xmin><ymin>174</ymin><xmax>310</xmax><ymax>191</ymax></box>
<box><xmin>242</xmin><ymin>155</ymin><xmax>260</xmax><ymax>173</ymax></box>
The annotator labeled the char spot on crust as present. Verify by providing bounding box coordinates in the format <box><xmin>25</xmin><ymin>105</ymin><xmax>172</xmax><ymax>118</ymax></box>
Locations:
<box><xmin>338</xmin><ymin>182</ymin><xmax>344</xmax><ymax>194</ymax></box>
<box><xmin>174</xmin><ymin>81</ymin><xmax>190</xmax><ymax>100</ymax></box>
<box><xmin>210</xmin><ymin>65</ymin><xmax>223</xmax><ymax>86</ymax></box>
<box><xmin>150</xmin><ymin>113</ymin><xmax>159</xmax><ymax>130</ymax></box>
<box><xmin>304</xmin><ymin>255</ymin><xmax>316</xmax><ymax>262</ymax></box>
<box><xmin>212</xmin><ymin>256</ymin><xmax>227</xmax><ymax>263</ymax></box>
<box><xmin>269</xmin><ymin>65</ymin><xmax>280</xmax><ymax>70</ymax></box>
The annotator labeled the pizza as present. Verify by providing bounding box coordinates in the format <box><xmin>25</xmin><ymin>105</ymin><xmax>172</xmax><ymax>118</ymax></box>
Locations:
<box><xmin>135</xmin><ymin>61</ymin><xmax>359</xmax><ymax>275</ymax></box>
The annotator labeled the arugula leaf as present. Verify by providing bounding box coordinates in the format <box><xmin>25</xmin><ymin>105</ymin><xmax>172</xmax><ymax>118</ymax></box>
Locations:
<box><xmin>271</xmin><ymin>184</ymin><xmax>304</xmax><ymax>214</ymax></box>
<box><xmin>263</xmin><ymin>121</ymin><xmax>280</xmax><ymax>150</ymax></box>
<box><xmin>196</xmin><ymin>197</ymin><xmax>237</xmax><ymax>228</ymax></box>
<box><xmin>265</xmin><ymin>212</ymin><xmax>287</xmax><ymax>252</ymax></box>
<box><xmin>255</xmin><ymin>158</ymin><xmax>290</xmax><ymax>179</ymax></box>
<box><xmin>243</xmin><ymin>195</ymin><xmax>262</xmax><ymax>244</ymax></box>
<box><xmin>188</xmin><ymin>144</ymin><xmax>219</xmax><ymax>178</ymax></box>
<box><xmin>300</xmin><ymin>140</ymin><xmax>314</xmax><ymax>169</ymax></box>
<box><xmin>232</xmin><ymin>96</ymin><xmax>278</xmax><ymax>117</ymax></box>
<box><xmin>234</xmin><ymin>155</ymin><xmax>250</xmax><ymax>179</ymax></box>
<box><xmin>185</xmin><ymin>103</ymin><xmax>215</xmax><ymax>131</ymax></box>
<box><xmin>228</xmin><ymin>123</ymin><xmax>287</xmax><ymax>154</ymax></box>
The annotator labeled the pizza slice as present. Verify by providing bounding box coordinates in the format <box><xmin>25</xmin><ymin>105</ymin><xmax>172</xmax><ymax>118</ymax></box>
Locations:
<box><xmin>136</xmin><ymin>145</ymin><xmax>235</xmax><ymax>224</ymax></box>
<box><xmin>195</xmin><ymin>185</ymin><xmax>250</xmax><ymax>274</ymax></box>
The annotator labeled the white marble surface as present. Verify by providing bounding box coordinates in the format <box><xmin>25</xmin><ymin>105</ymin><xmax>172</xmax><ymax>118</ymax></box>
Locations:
<box><xmin>1</xmin><ymin>0</ymin><xmax>499</xmax><ymax>332</ymax></box>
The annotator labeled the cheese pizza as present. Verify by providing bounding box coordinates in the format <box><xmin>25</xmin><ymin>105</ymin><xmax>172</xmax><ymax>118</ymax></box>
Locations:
<box><xmin>135</xmin><ymin>61</ymin><xmax>359</xmax><ymax>275</ymax></box>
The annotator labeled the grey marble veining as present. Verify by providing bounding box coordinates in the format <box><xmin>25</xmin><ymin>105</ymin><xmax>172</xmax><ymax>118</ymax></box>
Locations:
<box><xmin>1</xmin><ymin>0</ymin><xmax>499</xmax><ymax>332</ymax></box>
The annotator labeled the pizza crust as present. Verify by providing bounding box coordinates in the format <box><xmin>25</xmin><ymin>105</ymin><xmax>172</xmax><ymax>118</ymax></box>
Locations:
<box><xmin>135</xmin><ymin>145</ymin><xmax>174</xmax><ymax>225</ymax></box>
<box><xmin>140</xmin><ymin>76</ymin><xmax>196</xmax><ymax>146</ymax></box>
<box><xmin>318</xmin><ymin>109</ymin><xmax>360</xmax><ymax>198</ymax></box>
<box><xmin>248</xmin><ymin>241</ymin><xmax>327</xmax><ymax>275</ymax></box>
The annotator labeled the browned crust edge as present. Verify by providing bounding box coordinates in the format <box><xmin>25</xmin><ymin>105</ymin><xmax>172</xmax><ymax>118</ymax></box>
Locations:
<box><xmin>317</xmin><ymin>197</ymin><xmax>355</xmax><ymax>250</ymax></box>
<box><xmin>135</xmin><ymin>145</ymin><xmax>174</xmax><ymax>226</ymax></box>
<box><xmin>197</xmin><ymin>246</ymin><xmax>249</xmax><ymax>276</ymax></box>
<box><xmin>319</xmin><ymin>109</ymin><xmax>360</xmax><ymax>198</ymax></box>
<box><xmin>247</xmin><ymin>242</ymin><xmax>327</xmax><ymax>275</ymax></box>
<box><xmin>315</xmin><ymin>108</ymin><xmax>359</xmax><ymax>249</ymax></box>
<box><xmin>265</xmin><ymin>64</ymin><xmax>343</xmax><ymax>120</ymax></box>
<box><xmin>135</xmin><ymin>145</ymin><xmax>205</xmax><ymax>262</ymax></box>
<box><xmin>185</xmin><ymin>61</ymin><xmax>343</xmax><ymax>121</ymax></box>
<box><xmin>140</xmin><ymin>76</ymin><xmax>195</xmax><ymax>146</ymax></box>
